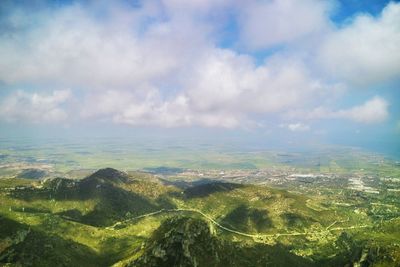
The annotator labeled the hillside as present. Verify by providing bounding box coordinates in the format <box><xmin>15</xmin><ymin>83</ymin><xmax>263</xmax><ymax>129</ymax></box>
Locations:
<box><xmin>10</xmin><ymin>168</ymin><xmax>176</xmax><ymax>226</ymax></box>
<box><xmin>0</xmin><ymin>216</ymin><xmax>101</xmax><ymax>267</ymax></box>
<box><xmin>124</xmin><ymin>216</ymin><xmax>312</xmax><ymax>267</ymax></box>
<box><xmin>0</xmin><ymin>168</ymin><xmax>399</xmax><ymax>266</ymax></box>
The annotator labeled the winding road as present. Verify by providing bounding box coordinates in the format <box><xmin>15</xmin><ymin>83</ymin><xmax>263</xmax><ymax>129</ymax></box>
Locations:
<box><xmin>107</xmin><ymin>208</ymin><xmax>372</xmax><ymax>240</ymax></box>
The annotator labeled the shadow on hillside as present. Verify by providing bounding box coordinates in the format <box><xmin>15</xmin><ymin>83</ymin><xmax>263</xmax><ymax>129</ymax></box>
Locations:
<box><xmin>130</xmin><ymin>216</ymin><xmax>312</xmax><ymax>267</ymax></box>
<box><xmin>281</xmin><ymin>212</ymin><xmax>315</xmax><ymax>229</ymax></box>
<box><xmin>0</xmin><ymin>216</ymin><xmax>103</xmax><ymax>267</ymax></box>
<box><xmin>98</xmin><ymin>235</ymin><xmax>147</xmax><ymax>265</ymax></box>
<box><xmin>130</xmin><ymin>215</ymin><xmax>381</xmax><ymax>267</ymax></box>
<box><xmin>9</xmin><ymin>176</ymin><xmax>176</xmax><ymax>227</ymax></box>
<box><xmin>159</xmin><ymin>177</ymin><xmax>216</xmax><ymax>189</ymax></box>
<box><xmin>220</xmin><ymin>204</ymin><xmax>274</xmax><ymax>233</ymax></box>
<box><xmin>183</xmin><ymin>182</ymin><xmax>245</xmax><ymax>198</ymax></box>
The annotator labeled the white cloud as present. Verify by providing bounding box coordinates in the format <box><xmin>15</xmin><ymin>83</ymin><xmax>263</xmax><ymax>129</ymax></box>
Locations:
<box><xmin>0</xmin><ymin>1</ymin><xmax>396</xmax><ymax>129</ymax></box>
<box><xmin>317</xmin><ymin>2</ymin><xmax>400</xmax><ymax>85</ymax></box>
<box><xmin>291</xmin><ymin>96</ymin><xmax>389</xmax><ymax>124</ymax></box>
<box><xmin>238</xmin><ymin>0</ymin><xmax>331</xmax><ymax>49</ymax></box>
<box><xmin>280</xmin><ymin>122</ymin><xmax>310</xmax><ymax>132</ymax></box>
<box><xmin>0</xmin><ymin>3</ymin><xmax>209</xmax><ymax>89</ymax></box>
<box><xmin>80</xmin><ymin>50</ymin><xmax>337</xmax><ymax>128</ymax></box>
<box><xmin>185</xmin><ymin>50</ymin><xmax>323</xmax><ymax>114</ymax></box>
<box><xmin>0</xmin><ymin>90</ymin><xmax>71</xmax><ymax>123</ymax></box>
<box><xmin>163</xmin><ymin>0</ymin><xmax>230</xmax><ymax>14</ymax></box>
<box><xmin>288</xmin><ymin>123</ymin><xmax>310</xmax><ymax>132</ymax></box>
<box><xmin>335</xmin><ymin>96</ymin><xmax>389</xmax><ymax>124</ymax></box>
<box><xmin>82</xmin><ymin>89</ymin><xmax>241</xmax><ymax>128</ymax></box>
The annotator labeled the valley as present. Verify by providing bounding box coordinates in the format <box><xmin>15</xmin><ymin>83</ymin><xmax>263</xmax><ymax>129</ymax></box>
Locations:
<box><xmin>1</xmin><ymin>164</ymin><xmax>399</xmax><ymax>266</ymax></box>
<box><xmin>1</xmin><ymin>0</ymin><xmax>399</xmax><ymax>265</ymax></box>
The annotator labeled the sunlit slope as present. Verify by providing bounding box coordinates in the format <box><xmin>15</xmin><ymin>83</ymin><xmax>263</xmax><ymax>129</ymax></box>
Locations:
<box><xmin>8</xmin><ymin>168</ymin><xmax>177</xmax><ymax>226</ymax></box>
<box><xmin>121</xmin><ymin>216</ymin><xmax>312</xmax><ymax>267</ymax></box>
<box><xmin>0</xmin><ymin>216</ymin><xmax>101</xmax><ymax>267</ymax></box>
<box><xmin>178</xmin><ymin>182</ymin><xmax>355</xmax><ymax>235</ymax></box>
<box><xmin>0</xmin><ymin>168</ymin><xmax>399</xmax><ymax>266</ymax></box>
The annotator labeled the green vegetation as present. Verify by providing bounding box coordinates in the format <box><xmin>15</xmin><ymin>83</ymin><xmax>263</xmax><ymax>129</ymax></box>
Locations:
<box><xmin>127</xmin><ymin>216</ymin><xmax>312</xmax><ymax>267</ymax></box>
<box><xmin>0</xmin><ymin>167</ymin><xmax>399</xmax><ymax>266</ymax></box>
<box><xmin>221</xmin><ymin>205</ymin><xmax>273</xmax><ymax>233</ymax></box>
<box><xmin>0</xmin><ymin>216</ymin><xmax>101</xmax><ymax>267</ymax></box>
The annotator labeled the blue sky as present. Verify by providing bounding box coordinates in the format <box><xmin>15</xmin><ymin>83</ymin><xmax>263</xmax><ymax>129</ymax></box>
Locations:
<box><xmin>0</xmin><ymin>0</ymin><xmax>399</xmax><ymax>155</ymax></box>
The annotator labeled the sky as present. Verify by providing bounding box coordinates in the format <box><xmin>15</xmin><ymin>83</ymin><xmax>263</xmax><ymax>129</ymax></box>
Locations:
<box><xmin>0</xmin><ymin>0</ymin><xmax>399</xmax><ymax>155</ymax></box>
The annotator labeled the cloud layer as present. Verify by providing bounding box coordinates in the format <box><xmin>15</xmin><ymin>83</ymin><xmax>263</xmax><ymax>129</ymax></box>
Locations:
<box><xmin>293</xmin><ymin>96</ymin><xmax>390</xmax><ymax>124</ymax></box>
<box><xmin>317</xmin><ymin>2</ymin><xmax>400</xmax><ymax>85</ymax></box>
<box><xmin>0</xmin><ymin>0</ymin><xmax>397</xmax><ymax>130</ymax></box>
<box><xmin>0</xmin><ymin>90</ymin><xmax>71</xmax><ymax>123</ymax></box>
<box><xmin>238</xmin><ymin>0</ymin><xmax>331</xmax><ymax>49</ymax></box>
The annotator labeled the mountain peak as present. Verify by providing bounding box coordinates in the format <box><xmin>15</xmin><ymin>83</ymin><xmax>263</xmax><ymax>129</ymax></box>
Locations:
<box><xmin>85</xmin><ymin>168</ymin><xmax>130</xmax><ymax>184</ymax></box>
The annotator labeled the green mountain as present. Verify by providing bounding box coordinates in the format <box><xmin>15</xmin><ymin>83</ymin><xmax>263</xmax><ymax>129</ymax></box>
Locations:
<box><xmin>220</xmin><ymin>204</ymin><xmax>273</xmax><ymax>233</ymax></box>
<box><xmin>0</xmin><ymin>168</ymin><xmax>399</xmax><ymax>266</ymax></box>
<box><xmin>127</xmin><ymin>216</ymin><xmax>312</xmax><ymax>267</ymax></box>
<box><xmin>11</xmin><ymin>168</ymin><xmax>175</xmax><ymax>226</ymax></box>
<box><xmin>0</xmin><ymin>216</ymin><xmax>101</xmax><ymax>267</ymax></box>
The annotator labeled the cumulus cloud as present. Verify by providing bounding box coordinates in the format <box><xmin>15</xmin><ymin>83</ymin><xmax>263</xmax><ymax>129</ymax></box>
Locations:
<box><xmin>238</xmin><ymin>0</ymin><xmax>331</xmax><ymax>49</ymax></box>
<box><xmin>293</xmin><ymin>96</ymin><xmax>389</xmax><ymax>124</ymax></box>
<box><xmin>82</xmin><ymin>89</ymin><xmax>241</xmax><ymax>128</ymax></box>
<box><xmin>0</xmin><ymin>1</ymin><xmax>397</xmax><ymax>129</ymax></box>
<box><xmin>184</xmin><ymin>50</ymin><xmax>327</xmax><ymax>114</ymax></box>
<box><xmin>317</xmin><ymin>2</ymin><xmax>400</xmax><ymax>85</ymax></box>
<box><xmin>335</xmin><ymin>96</ymin><xmax>389</xmax><ymax>124</ymax></box>
<box><xmin>0</xmin><ymin>90</ymin><xmax>71</xmax><ymax>123</ymax></box>
<box><xmin>80</xmin><ymin>50</ymin><xmax>337</xmax><ymax>128</ymax></box>
<box><xmin>0</xmin><ymin>3</ymin><xmax>209</xmax><ymax>89</ymax></box>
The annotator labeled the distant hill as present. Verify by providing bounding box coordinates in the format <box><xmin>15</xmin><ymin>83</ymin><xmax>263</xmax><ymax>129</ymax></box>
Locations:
<box><xmin>11</xmin><ymin>168</ymin><xmax>176</xmax><ymax>226</ymax></box>
<box><xmin>143</xmin><ymin>166</ymin><xmax>184</xmax><ymax>175</ymax></box>
<box><xmin>82</xmin><ymin>168</ymin><xmax>131</xmax><ymax>185</ymax></box>
<box><xmin>183</xmin><ymin>182</ymin><xmax>244</xmax><ymax>198</ymax></box>
<box><xmin>16</xmin><ymin>169</ymin><xmax>48</xmax><ymax>179</ymax></box>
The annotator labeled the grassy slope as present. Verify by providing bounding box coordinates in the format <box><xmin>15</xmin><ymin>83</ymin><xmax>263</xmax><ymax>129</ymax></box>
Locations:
<box><xmin>0</xmin><ymin>169</ymin><xmax>399</xmax><ymax>266</ymax></box>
